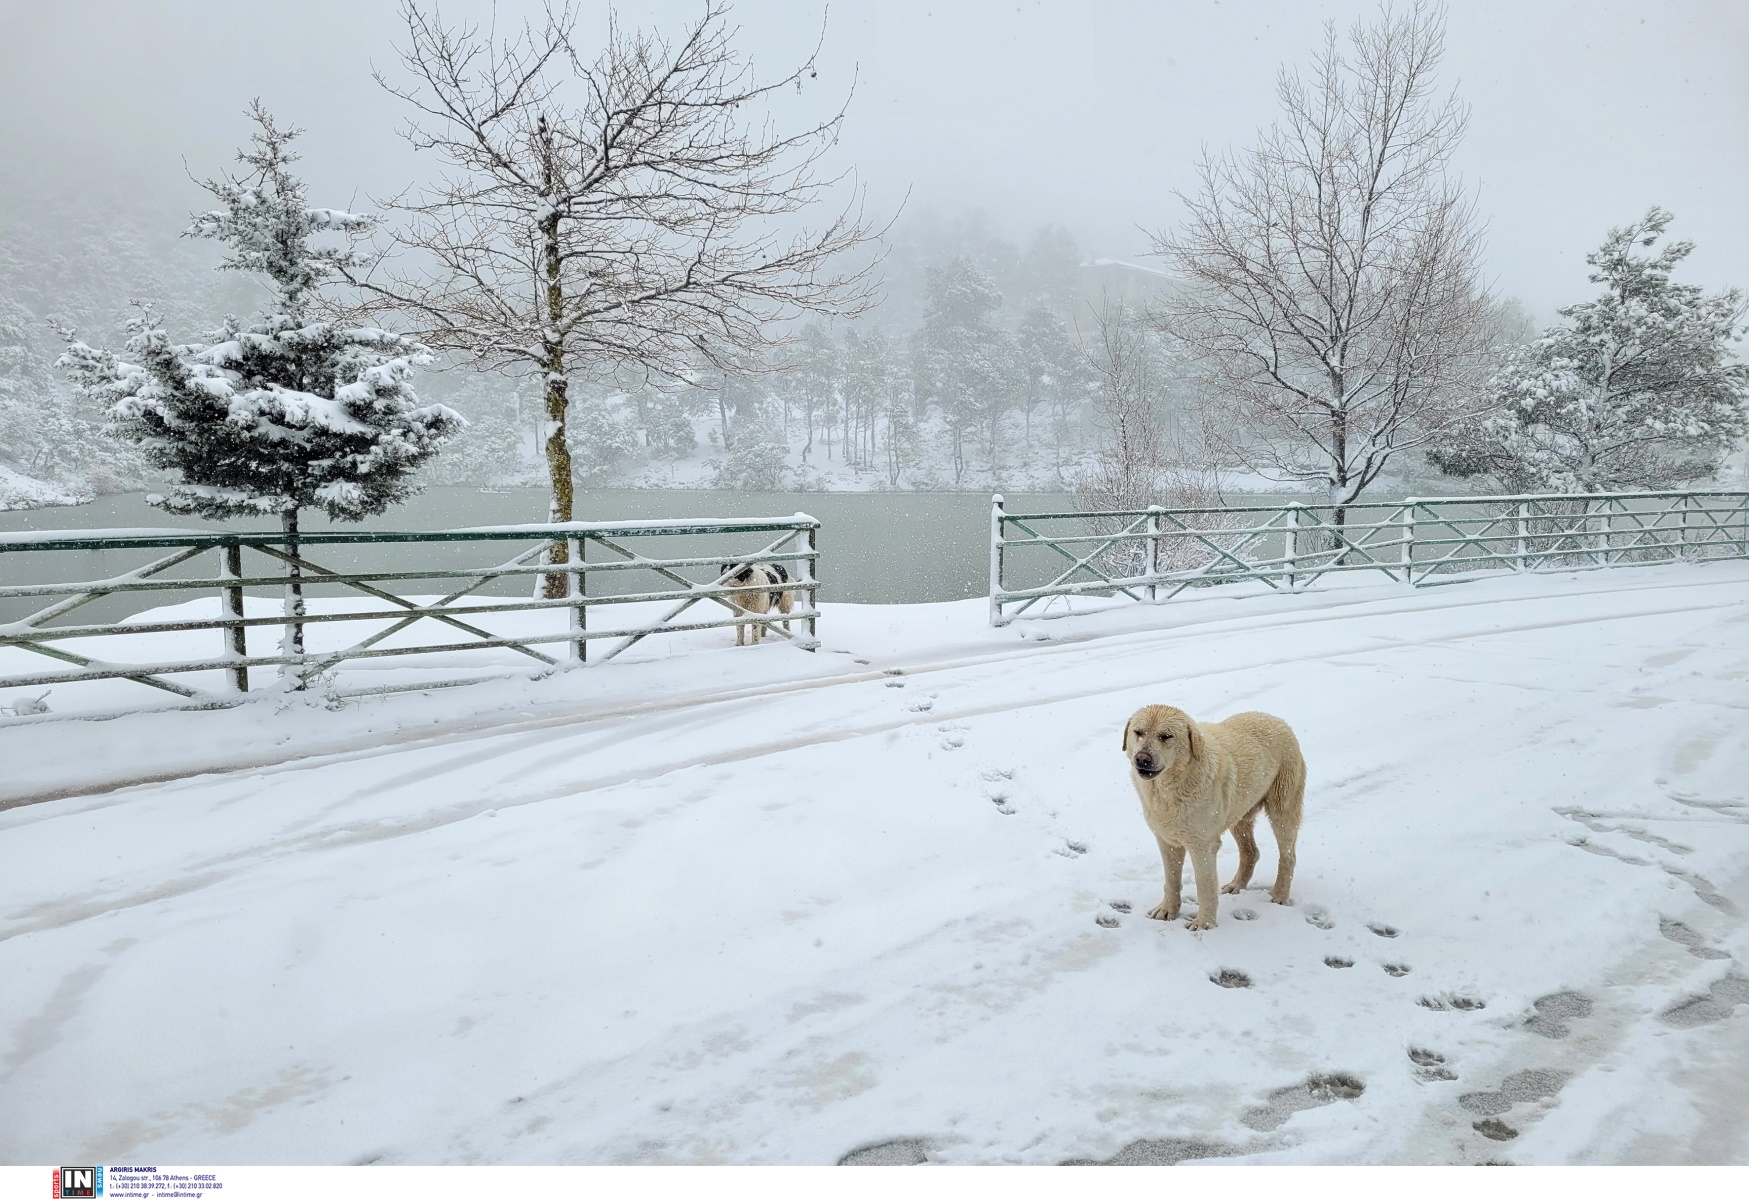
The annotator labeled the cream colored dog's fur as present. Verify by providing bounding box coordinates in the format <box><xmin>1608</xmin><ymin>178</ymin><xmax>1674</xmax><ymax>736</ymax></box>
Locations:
<box><xmin>1122</xmin><ymin>704</ymin><xmax>1305</xmax><ymax>930</ymax></box>
<box><xmin>720</xmin><ymin>562</ymin><xmax>794</xmax><ymax>645</ymax></box>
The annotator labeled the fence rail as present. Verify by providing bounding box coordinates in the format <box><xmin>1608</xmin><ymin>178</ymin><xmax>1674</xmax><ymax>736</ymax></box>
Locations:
<box><xmin>0</xmin><ymin>515</ymin><xmax>820</xmax><ymax>714</ymax></box>
<box><xmin>989</xmin><ymin>489</ymin><xmax>1749</xmax><ymax>624</ymax></box>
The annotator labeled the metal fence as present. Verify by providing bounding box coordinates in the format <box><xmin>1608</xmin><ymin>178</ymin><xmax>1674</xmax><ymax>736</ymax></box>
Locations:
<box><xmin>0</xmin><ymin>515</ymin><xmax>820</xmax><ymax>713</ymax></box>
<box><xmin>990</xmin><ymin>489</ymin><xmax>1749</xmax><ymax>624</ymax></box>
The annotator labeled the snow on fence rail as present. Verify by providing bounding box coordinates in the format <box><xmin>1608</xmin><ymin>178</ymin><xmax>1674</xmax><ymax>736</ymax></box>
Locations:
<box><xmin>0</xmin><ymin>515</ymin><xmax>820</xmax><ymax>714</ymax></box>
<box><xmin>989</xmin><ymin>489</ymin><xmax>1749</xmax><ymax>625</ymax></box>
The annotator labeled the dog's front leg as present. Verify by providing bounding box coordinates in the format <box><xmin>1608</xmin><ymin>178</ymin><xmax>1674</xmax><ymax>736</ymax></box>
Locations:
<box><xmin>1148</xmin><ymin>839</ymin><xmax>1184</xmax><ymax>921</ymax></box>
<box><xmin>1185</xmin><ymin>842</ymin><xmax>1221</xmax><ymax>930</ymax></box>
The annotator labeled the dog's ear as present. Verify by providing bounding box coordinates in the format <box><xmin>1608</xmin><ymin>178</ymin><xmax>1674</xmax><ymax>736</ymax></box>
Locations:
<box><xmin>1185</xmin><ymin>719</ymin><xmax>1205</xmax><ymax>760</ymax></box>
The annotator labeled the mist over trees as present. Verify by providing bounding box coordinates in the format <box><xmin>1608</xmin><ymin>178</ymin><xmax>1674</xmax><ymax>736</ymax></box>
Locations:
<box><xmin>1</xmin><ymin>2</ymin><xmax>1744</xmax><ymax>512</ymax></box>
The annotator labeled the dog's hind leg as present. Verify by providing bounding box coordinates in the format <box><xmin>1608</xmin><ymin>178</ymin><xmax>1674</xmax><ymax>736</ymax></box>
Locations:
<box><xmin>1263</xmin><ymin>754</ymin><xmax>1306</xmax><ymax>905</ymax></box>
<box><xmin>1222</xmin><ymin>804</ymin><xmax>1262</xmax><ymax>894</ymax></box>
<box><xmin>1148</xmin><ymin>839</ymin><xmax>1184</xmax><ymax>921</ymax></box>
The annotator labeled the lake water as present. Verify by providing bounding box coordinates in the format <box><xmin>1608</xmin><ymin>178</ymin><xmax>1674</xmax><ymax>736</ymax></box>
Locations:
<box><xmin>0</xmin><ymin>488</ymin><xmax>1082</xmax><ymax>622</ymax></box>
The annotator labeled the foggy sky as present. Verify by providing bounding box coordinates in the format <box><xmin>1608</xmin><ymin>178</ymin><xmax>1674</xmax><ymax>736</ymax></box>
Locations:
<box><xmin>3</xmin><ymin>0</ymin><xmax>1746</xmax><ymax>321</ymax></box>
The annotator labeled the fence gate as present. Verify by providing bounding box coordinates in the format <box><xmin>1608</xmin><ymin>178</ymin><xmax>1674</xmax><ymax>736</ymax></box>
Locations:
<box><xmin>0</xmin><ymin>515</ymin><xmax>821</xmax><ymax>718</ymax></box>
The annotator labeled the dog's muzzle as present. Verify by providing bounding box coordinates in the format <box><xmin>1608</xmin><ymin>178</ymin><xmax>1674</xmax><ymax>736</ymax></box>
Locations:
<box><xmin>1133</xmin><ymin>755</ymin><xmax>1162</xmax><ymax>779</ymax></box>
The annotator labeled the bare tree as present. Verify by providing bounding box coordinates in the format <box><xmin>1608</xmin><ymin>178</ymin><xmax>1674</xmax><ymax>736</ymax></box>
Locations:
<box><xmin>1076</xmin><ymin>299</ymin><xmax>1230</xmax><ymax>576</ymax></box>
<box><xmin>349</xmin><ymin>1</ymin><xmax>873</xmax><ymax>593</ymax></box>
<box><xmin>1152</xmin><ymin>3</ymin><xmax>1495</xmax><ymax>533</ymax></box>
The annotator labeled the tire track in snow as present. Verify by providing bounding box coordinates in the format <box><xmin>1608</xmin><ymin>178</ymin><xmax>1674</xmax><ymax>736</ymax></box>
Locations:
<box><xmin>5</xmin><ymin>575</ymin><xmax>1741</xmax><ymax>817</ymax></box>
<box><xmin>5</xmin><ymin>593</ymin><xmax>1741</xmax><ymax>946</ymax></box>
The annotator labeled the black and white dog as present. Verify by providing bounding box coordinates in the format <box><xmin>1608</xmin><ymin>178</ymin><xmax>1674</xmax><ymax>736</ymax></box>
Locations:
<box><xmin>717</xmin><ymin>562</ymin><xmax>795</xmax><ymax>645</ymax></box>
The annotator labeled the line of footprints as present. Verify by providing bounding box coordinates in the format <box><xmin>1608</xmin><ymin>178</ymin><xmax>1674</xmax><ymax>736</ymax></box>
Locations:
<box><xmin>1083</xmin><ymin>899</ymin><xmax>1749</xmax><ymax>1157</ymax></box>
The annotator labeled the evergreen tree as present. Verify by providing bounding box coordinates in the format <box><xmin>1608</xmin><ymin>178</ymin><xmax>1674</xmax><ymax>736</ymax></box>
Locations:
<box><xmin>918</xmin><ymin>257</ymin><xmax>1017</xmax><ymax>485</ymax></box>
<box><xmin>1016</xmin><ymin>303</ymin><xmax>1090</xmax><ymax>475</ymax></box>
<box><xmin>642</xmin><ymin>389</ymin><xmax>699</xmax><ymax>461</ymax></box>
<box><xmin>1430</xmin><ymin>208</ymin><xmax>1749</xmax><ymax>493</ymax></box>
<box><xmin>58</xmin><ymin>104</ymin><xmax>460</xmax><ymax>671</ymax></box>
<box><xmin>779</xmin><ymin>324</ymin><xmax>841</xmax><ymax>463</ymax></box>
<box><xmin>570</xmin><ymin>394</ymin><xmax>641</xmax><ymax>482</ymax></box>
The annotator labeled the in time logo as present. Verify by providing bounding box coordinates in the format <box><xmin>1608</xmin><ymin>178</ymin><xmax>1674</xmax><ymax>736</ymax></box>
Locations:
<box><xmin>52</xmin><ymin>1166</ymin><xmax>102</xmax><ymax>1198</ymax></box>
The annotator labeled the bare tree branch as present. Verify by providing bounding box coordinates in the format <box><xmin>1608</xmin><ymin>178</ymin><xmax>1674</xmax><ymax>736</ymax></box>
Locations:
<box><xmin>343</xmin><ymin>0</ymin><xmax>879</xmax><ymax>592</ymax></box>
<box><xmin>1151</xmin><ymin>2</ymin><xmax>1499</xmax><ymax>528</ymax></box>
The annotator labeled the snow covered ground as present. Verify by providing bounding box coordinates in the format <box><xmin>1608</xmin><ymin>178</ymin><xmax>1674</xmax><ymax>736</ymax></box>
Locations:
<box><xmin>0</xmin><ymin>463</ymin><xmax>93</xmax><ymax>511</ymax></box>
<box><xmin>2</xmin><ymin>561</ymin><xmax>1748</xmax><ymax>1165</ymax></box>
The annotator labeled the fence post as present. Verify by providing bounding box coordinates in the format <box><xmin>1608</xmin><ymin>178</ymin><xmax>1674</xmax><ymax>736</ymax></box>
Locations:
<box><xmin>1398</xmin><ymin>500</ymin><xmax>1416</xmax><ymax>586</ymax></box>
<box><xmin>805</xmin><ymin>518</ymin><xmax>820</xmax><ymax>648</ymax></box>
<box><xmin>567</xmin><ymin>535</ymin><xmax>585</xmax><ymax>662</ymax></box>
<box><xmin>220</xmin><ymin>541</ymin><xmax>248</xmax><ymax>692</ymax></box>
<box><xmin>1284</xmin><ymin>503</ymin><xmax>1301</xmax><ymax>590</ymax></box>
<box><xmin>1515</xmin><ymin>501</ymin><xmax>1529</xmax><ymax>572</ymax></box>
<box><xmin>989</xmin><ymin>493</ymin><xmax>1006</xmax><ymax>626</ymax></box>
<box><xmin>1679</xmin><ymin>492</ymin><xmax>1694</xmax><ymax>560</ymax></box>
<box><xmin>1146</xmin><ymin>504</ymin><xmax>1163</xmax><ymax>602</ymax></box>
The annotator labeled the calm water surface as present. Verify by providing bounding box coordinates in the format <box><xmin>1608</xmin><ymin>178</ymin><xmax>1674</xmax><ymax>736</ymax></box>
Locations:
<box><xmin>0</xmin><ymin>488</ymin><xmax>1079</xmax><ymax>622</ymax></box>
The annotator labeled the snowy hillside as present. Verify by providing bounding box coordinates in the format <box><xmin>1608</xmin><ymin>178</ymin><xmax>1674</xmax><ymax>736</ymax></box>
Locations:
<box><xmin>0</xmin><ymin>462</ymin><xmax>93</xmax><ymax>510</ymax></box>
<box><xmin>2</xmin><ymin>561</ymin><xmax>1747</xmax><ymax>1165</ymax></box>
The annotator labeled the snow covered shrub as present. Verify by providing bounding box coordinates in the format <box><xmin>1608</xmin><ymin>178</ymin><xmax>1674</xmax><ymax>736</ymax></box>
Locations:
<box><xmin>570</xmin><ymin>396</ymin><xmax>641</xmax><ymax>482</ymax></box>
<box><xmin>1429</xmin><ymin>208</ymin><xmax>1748</xmax><ymax>494</ymax></box>
<box><xmin>714</xmin><ymin>435</ymin><xmax>789</xmax><ymax>490</ymax></box>
<box><xmin>643</xmin><ymin>394</ymin><xmax>698</xmax><ymax>460</ymax></box>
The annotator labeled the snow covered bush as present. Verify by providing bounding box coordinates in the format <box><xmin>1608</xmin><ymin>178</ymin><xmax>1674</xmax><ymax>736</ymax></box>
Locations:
<box><xmin>713</xmin><ymin>434</ymin><xmax>789</xmax><ymax>490</ymax></box>
<box><xmin>570</xmin><ymin>396</ymin><xmax>641</xmax><ymax>483</ymax></box>
<box><xmin>642</xmin><ymin>393</ymin><xmax>698</xmax><ymax>461</ymax></box>
<box><xmin>1429</xmin><ymin>208</ymin><xmax>1749</xmax><ymax>493</ymax></box>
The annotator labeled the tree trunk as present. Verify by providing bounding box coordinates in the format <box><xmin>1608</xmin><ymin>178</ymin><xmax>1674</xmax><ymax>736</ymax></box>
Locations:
<box><xmin>281</xmin><ymin>507</ymin><xmax>307</xmax><ymax>690</ymax></box>
<box><xmin>717</xmin><ymin>383</ymin><xmax>735</xmax><ymax>451</ymax></box>
<box><xmin>542</xmin><ymin>364</ymin><xmax>574</xmax><ymax>598</ymax></box>
<box><xmin>538</xmin><ymin>156</ymin><xmax>573</xmax><ymax>600</ymax></box>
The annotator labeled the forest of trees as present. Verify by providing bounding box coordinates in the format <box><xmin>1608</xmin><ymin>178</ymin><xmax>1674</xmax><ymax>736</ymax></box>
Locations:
<box><xmin>3</xmin><ymin>4</ymin><xmax>1745</xmax><ymax>519</ymax></box>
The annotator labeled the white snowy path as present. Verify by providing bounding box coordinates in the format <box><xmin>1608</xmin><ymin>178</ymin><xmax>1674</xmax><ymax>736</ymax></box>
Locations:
<box><xmin>2</xmin><ymin>563</ymin><xmax>1748</xmax><ymax>1166</ymax></box>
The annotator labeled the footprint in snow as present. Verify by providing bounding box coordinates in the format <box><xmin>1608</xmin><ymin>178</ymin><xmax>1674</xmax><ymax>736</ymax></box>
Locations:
<box><xmin>1239</xmin><ymin>1073</ymin><xmax>1364</xmax><ymax>1131</ymax></box>
<box><xmin>1232</xmin><ymin>908</ymin><xmax>1259</xmax><ymax>922</ymax></box>
<box><xmin>1367</xmin><ymin>923</ymin><xmax>1399</xmax><ymax>938</ymax></box>
<box><xmin>1095</xmin><ymin>913</ymin><xmax>1121</xmax><ymax>928</ymax></box>
<box><xmin>1457</xmin><ymin>1068</ymin><xmax>1571</xmax><ymax>1137</ymax></box>
<box><xmin>1660</xmin><ymin>917</ymin><xmax>1731</xmax><ymax>961</ymax></box>
<box><xmin>1382</xmin><ymin>963</ymin><xmax>1412</xmax><ymax>977</ymax></box>
<box><xmin>1054</xmin><ymin>840</ymin><xmax>1089</xmax><ymax>858</ymax></box>
<box><xmin>1418</xmin><ymin>993</ymin><xmax>1486</xmax><ymax>1012</ymax></box>
<box><xmin>1108</xmin><ymin>900</ymin><xmax>1132</xmax><ymax>913</ymax></box>
<box><xmin>1303</xmin><ymin>905</ymin><xmax>1335</xmax><ymax>930</ymax></box>
<box><xmin>1472</xmin><ymin>1118</ymin><xmax>1518</xmax><ymax>1142</ymax></box>
<box><xmin>1523</xmin><ymin>991</ymin><xmax>1592</xmax><ymax>1039</ymax></box>
<box><xmin>1408</xmin><ymin>1047</ymin><xmax>1456</xmax><ymax>1082</ymax></box>
<box><xmin>837</xmin><ymin>1138</ymin><xmax>930</xmax><ymax>1166</ymax></box>
<box><xmin>906</xmin><ymin>697</ymin><xmax>935</xmax><ymax>713</ymax></box>
<box><xmin>1209</xmin><ymin>968</ymin><xmax>1252</xmax><ymax>989</ymax></box>
<box><xmin>1659</xmin><ymin>975</ymin><xmax>1749</xmax><ymax>1028</ymax></box>
<box><xmin>1324</xmin><ymin>956</ymin><xmax>1354</xmax><ymax>969</ymax></box>
<box><xmin>986</xmin><ymin>791</ymin><xmax>1015</xmax><ymax>815</ymax></box>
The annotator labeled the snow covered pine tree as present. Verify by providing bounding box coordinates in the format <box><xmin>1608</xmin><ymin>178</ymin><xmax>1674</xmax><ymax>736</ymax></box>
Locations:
<box><xmin>1430</xmin><ymin>207</ymin><xmax>1749</xmax><ymax>493</ymax></box>
<box><xmin>58</xmin><ymin>104</ymin><xmax>460</xmax><ymax>684</ymax></box>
